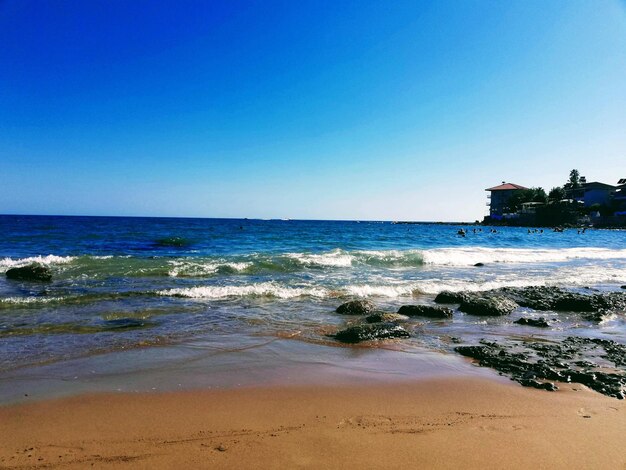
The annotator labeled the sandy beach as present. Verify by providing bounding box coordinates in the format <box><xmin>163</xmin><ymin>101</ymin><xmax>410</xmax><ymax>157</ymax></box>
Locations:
<box><xmin>1</xmin><ymin>377</ymin><xmax>624</xmax><ymax>469</ymax></box>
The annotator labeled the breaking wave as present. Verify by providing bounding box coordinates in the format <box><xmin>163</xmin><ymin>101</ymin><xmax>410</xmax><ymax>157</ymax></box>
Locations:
<box><xmin>420</xmin><ymin>247</ymin><xmax>626</xmax><ymax>266</ymax></box>
<box><xmin>0</xmin><ymin>255</ymin><xmax>76</xmax><ymax>272</ymax></box>
<box><xmin>157</xmin><ymin>282</ymin><xmax>329</xmax><ymax>299</ymax></box>
<box><xmin>1</xmin><ymin>248</ymin><xmax>626</xmax><ymax>282</ymax></box>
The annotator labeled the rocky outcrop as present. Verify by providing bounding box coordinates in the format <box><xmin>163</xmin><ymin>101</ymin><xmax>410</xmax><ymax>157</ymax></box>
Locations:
<box><xmin>397</xmin><ymin>305</ymin><xmax>453</xmax><ymax>318</ymax></box>
<box><xmin>365</xmin><ymin>312</ymin><xmax>408</xmax><ymax>323</ymax></box>
<box><xmin>436</xmin><ymin>286</ymin><xmax>626</xmax><ymax>321</ymax></box>
<box><xmin>336</xmin><ymin>300</ymin><xmax>375</xmax><ymax>315</ymax></box>
<box><xmin>434</xmin><ymin>290</ymin><xmax>470</xmax><ymax>304</ymax></box>
<box><xmin>455</xmin><ymin>337</ymin><xmax>625</xmax><ymax>399</ymax></box>
<box><xmin>459</xmin><ymin>296</ymin><xmax>518</xmax><ymax>316</ymax></box>
<box><xmin>5</xmin><ymin>264</ymin><xmax>52</xmax><ymax>281</ymax></box>
<box><xmin>334</xmin><ymin>323</ymin><xmax>410</xmax><ymax>343</ymax></box>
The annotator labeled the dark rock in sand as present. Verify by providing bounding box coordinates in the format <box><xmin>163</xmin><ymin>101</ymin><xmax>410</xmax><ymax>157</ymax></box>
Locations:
<box><xmin>334</xmin><ymin>322</ymin><xmax>410</xmax><ymax>343</ymax></box>
<box><xmin>455</xmin><ymin>337</ymin><xmax>626</xmax><ymax>399</ymax></box>
<box><xmin>434</xmin><ymin>290</ymin><xmax>470</xmax><ymax>304</ymax></box>
<box><xmin>365</xmin><ymin>312</ymin><xmax>408</xmax><ymax>323</ymax></box>
<box><xmin>6</xmin><ymin>264</ymin><xmax>52</xmax><ymax>282</ymax></box>
<box><xmin>336</xmin><ymin>300</ymin><xmax>375</xmax><ymax>315</ymax></box>
<box><xmin>459</xmin><ymin>296</ymin><xmax>518</xmax><ymax>316</ymax></box>
<box><xmin>514</xmin><ymin>317</ymin><xmax>550</xmax><ymax>328</ymax></box>
<box><xmin>474</xmin><ymin>262</ymin><xmax>485</xmax><ymax>267</ymax></box>
<box><xmin>517</xmin><ymin>379</ymin><xmax>558</xmax><ymax>391</ymax></box>
<box><xmin>398</xmin><ymin>305</ymin><xmax>453</xmax><ymax>318</ymax></box>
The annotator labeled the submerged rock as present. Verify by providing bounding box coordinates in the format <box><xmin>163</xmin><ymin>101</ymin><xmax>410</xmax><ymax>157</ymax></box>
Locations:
<box><xmin>336</xmin><ymin>300</ymin><xmax>375</xmax><ymax>315</ymax></box>
<box><xmin>459</xmin><ymin>296</ymin><xmax>518</xmax><ymax>316</ymax></box>
<box><xmin>6</xmin><ymin>264</ymin><xmax>52</xmax><ymax>282</ymax></box>
<box><xmin>102</xmin><ymin>318</ymin><xmax>150</xmax><ymax>331</ymax></box>
<box><xmin>365</xmin><ymin>312</ymin><xmax>408</xmax><ymax>323</ymax></box>
<box><xmin>514</xmin><ymin>317</ymin><xmax>551</xmax><ymax>328</ymax></box>
<box><xmin>334</xmin><ymin>323</ymin><xmax>410</xmax><ymax>343</ymax></box>
<box><xmin>474</xmin><ymin>262</ymin><xmax>485</xmax><ymax>267</ymax></box>
<box><xmin>397</xmin><ymin>305</ymin><xmax>453</xmax><ymax>318</ymax></box>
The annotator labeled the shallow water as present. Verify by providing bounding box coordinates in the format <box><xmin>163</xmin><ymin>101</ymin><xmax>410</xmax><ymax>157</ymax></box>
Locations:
<box><xmin>0</xmin><ymin>215</ymin><xmax>624</xmax><ymax>398</ymax></box>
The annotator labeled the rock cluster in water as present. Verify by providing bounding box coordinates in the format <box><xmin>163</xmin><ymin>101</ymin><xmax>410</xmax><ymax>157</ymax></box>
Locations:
<box><xmin>397</xmin><ymin>305</ymin><xmax>453</xmax><ymax>318</ymax></box>
<box><xmin>459</xmin><ymin>296</ymin><xmax>518</xmax><ymax>316</ymax></box>
<box><xmin>334</xmin><ymin>322</ymin><xmax>411</xmax><ymax>343</ymax></box>
<box><xmin>456</xmin><ymin>337</ymin><xmax>626</xmax><ymax>399</ymax></box>
<box><xmin>365</xmin><ymin>312</ymin><xmax>408</xmax><ymax>323</ymax></box>
<box><xmin>5</xmin><ymin>264</ymin><xmax>52</xmax><ymax>281</ymax></box>
<box><xmin>514</xmin><ymin>317</ymin><xmax>551</xmax><ymax>328</ymax></box>
<box><xmin>335</xmin><ymin>300</ymin><xmax>375</xmax><ymax>315</ymax></box>
<box><xmin>436</xmin><ymin>286</ymin><xmax>626</xmax><ymax>321</ymax></box>
<box><xmin>332</xmin><ymin>286</ymin><xmax>625</xmax><ymax>398</ymax></box>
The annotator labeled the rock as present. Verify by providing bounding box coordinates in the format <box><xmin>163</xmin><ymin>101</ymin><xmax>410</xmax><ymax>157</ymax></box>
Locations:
<box><xmin>459</xmin><ymin>296</ymin><xmax>518</xmax><ymax>316</ymax></box>
<box><xmin>365</xmin><ymin>312</ymin><xmax>408</xmax><ymax>323</ymax></box>
<box><xmin>102</xmin><ymin>318</ymin><xmax>151</xmax><ymax>331</ymax></box>
<box><xmin>397</xmin><ymin>305</ymin><xmax>453</xmax><ymax>318</ymax></box>
<box><xmin>499</xmin><ymin>286</ymin><xmax>626</xmax><ymax>319</ymax></box>
<box><xmin>474</xmin><ymin>262</ymin><xmax>485</xmax><ymax>267</ymax></box>
<box><xmin>434</xmin><ymin>290</ymin><xmax>470</xmax><ymax>304</ymax></box>
<box><xmin>518</xmin><ymin>379</ymin><xmax>558</xmax><ymax>391</ymax></box>
<box><xmin>499</xmin><ymin>286</ymin><xmax>565</xmax><ymax>311</ymax></box>
<box><xmin>514</xmin><ymin>317</ymin><xmax>550</xmax><ymax>328</ymax></box>
<box><xmin>5</xmin><ymin>264</ymin><xmax>52</xmax><ymax>282</ymax></box>
<box><xmin>440</xmin><ymin>286</ymin><xmax>626</xmax><ymax>321</ymax></box>
<box><xmin>334</xmin><ymin>323</ymin><xmax>410</xmax><ymax>343</ymax></box>
<box><xmin>336</xmin><ymin>300</ymin><xmax>375</xmax><ymax>315</ymax></box>
<box><xmin>621</xmin><ymin>285</ymin><xmax>626</xmax><ymax>289</ymax></box>
<box><xmin>455</xmin><ymin>338</ymin><xmax>626</xmax><ymax>399</ymax></box>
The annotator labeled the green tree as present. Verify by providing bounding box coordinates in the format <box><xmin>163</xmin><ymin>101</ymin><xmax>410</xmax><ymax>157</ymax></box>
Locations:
<box><xmin>548</xmin><ymin>186</ymin><xmax>566</xmax><ymax>202</ymax></box>
<box><xmin>564</xmin><ymin>169</ymin><xmax>581</xmax><ymax>190</ymax></box>
<box><xmin>506</xmin><ymin>187</ymin><xmax>547</xmax><ymax>212</ymax></box>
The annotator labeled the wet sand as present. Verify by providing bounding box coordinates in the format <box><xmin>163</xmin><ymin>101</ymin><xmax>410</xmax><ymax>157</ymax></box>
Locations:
<box><xmin>1</xmin><ymin>377</ymin><xmax>624</xmax><ymax>469</ymax></box>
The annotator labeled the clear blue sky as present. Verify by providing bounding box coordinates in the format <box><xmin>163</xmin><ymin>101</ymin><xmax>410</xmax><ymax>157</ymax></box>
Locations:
<box><xmin>1</xmin><ymin>0</ymin><xmax>625</xmax><ymax>221</ymax></box>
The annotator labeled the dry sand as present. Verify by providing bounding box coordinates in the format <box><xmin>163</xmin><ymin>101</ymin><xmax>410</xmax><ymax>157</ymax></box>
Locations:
<box><xmin>0</xmin><ymin>377</ymin><xmax>624</xmax><ymax>469</ymax></box>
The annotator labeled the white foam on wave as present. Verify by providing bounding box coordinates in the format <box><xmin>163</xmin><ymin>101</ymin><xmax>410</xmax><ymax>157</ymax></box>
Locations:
<box><xmin>167</xmin><ymin>260</ymin><xmax>253</xmax><ymax>277</ymax></box>
<box><xmin>280</xmin><ymin>246</ymin><xmax>626</xmax><ymax>269</ymax></box>
<box><xmin>157</xmin><ymin>282</ymin><xmax>329</xmax><ymax>299</ymax></box>
<box><xmin>344</xmin><ymin>284</ymin><xmax>417</xmax><ymax>298</ymax></box>
<box><xmin>412</xmin><ymin>265</ymin><xmax>626</xmax><ymax>295</ymax></box>
<box><xmin>286</xmin><ymin>249</ymin><xmax>353</xmax><ymax>267</ymax></box>
<box><xmin>0</xmin><ymin>296</ymin><xmax>63</xmax><ymax>305</ymax></box>
<box><xmin>0</xmin><ymin>255</ymin><xmax>76</xmax><ymax>272</ymax></box>
<box><xmin>420</xmin><ymin>247</ymin><xmax>626</xmax><ymax>266</ymax></box>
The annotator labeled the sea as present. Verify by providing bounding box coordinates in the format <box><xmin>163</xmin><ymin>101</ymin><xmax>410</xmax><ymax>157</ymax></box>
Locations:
<box><xmin>1</xmin><ymin>215</ymin><xmax>625</xmax><ymax>402</ymax></box>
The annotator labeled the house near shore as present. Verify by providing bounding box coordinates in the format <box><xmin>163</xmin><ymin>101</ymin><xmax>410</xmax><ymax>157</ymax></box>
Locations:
<box><xmin>484</xmin><ymin>177</ymin><xmax>626</xmax><ymax>227</ymax></box>
<box><xmin>485</xmin><ymin>182</ymin><xmax>527</xmax><ymax>219</ymax></box>
<box><xmin>613</xmin><ymin>179</ymin><xmax>626</xmax><ymax>215</ymax></box>
<box><xmin>572</xmin><ymin>181</ymin><xmax>616</xmax><ymax>207</ymax></box>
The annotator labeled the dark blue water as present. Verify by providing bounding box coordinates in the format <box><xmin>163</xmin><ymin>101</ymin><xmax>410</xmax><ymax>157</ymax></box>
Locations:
<box><xmin>0</xmin><ymin>215</ymin><xmax>625</xmax><ymax>375</ymax></box>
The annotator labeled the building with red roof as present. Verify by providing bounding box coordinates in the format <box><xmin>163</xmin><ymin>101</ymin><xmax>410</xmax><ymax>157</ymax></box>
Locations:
<box><xmin>485</xmin><ymin>182</ymin><xmax>528</xmax><ymax>218</ymax></box>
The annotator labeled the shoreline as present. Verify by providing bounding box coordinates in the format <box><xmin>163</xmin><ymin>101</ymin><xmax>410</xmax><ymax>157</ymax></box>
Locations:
<box><xmin>1</xmin><ymin>376</ymin><xmax>624</xmax><ymax>469</ymax></box>
<box><xmin>0</xmin><ymin>336</ymin><xmax>501</xmax><ymax>405</ymax></box>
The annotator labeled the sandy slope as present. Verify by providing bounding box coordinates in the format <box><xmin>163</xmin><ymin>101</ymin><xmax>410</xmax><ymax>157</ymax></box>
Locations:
<box><xmin>0</xmin><ymin>378</ymin><xmax>624</xmax><ymax>469</ymax></box>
